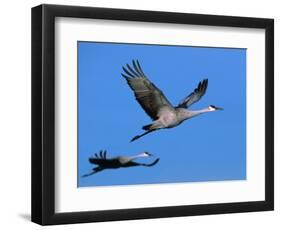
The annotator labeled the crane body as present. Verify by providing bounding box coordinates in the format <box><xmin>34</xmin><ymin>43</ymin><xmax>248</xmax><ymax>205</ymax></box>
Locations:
<box><xmin>82</xmin><ymin>150</ymin><xmax>159</xmax><ymax>177</ymax></box>
<box><xmin>121</xmin><ymin>60</ymin><xmax>223</xmax><ymax>142</ymax></box>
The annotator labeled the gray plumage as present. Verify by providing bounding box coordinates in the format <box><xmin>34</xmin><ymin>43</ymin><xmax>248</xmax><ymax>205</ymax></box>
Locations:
<box><xmin>82</xmin><ymin>150</ymin><xmax>160</xmax><ymax>177</ymax></box>
<box><xmin>121</xmin><ymin>60</ymin><xmax>223</xmax><ymax>142</ymax></box>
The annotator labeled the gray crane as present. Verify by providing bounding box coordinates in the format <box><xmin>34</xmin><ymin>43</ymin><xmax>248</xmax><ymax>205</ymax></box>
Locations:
<box><xmin>121</xmin><ymin>60</ymin><xmax>223</xmax><ymax>142</ymax></box>
<box><xmin>82</xmin><ymin>150</ymin><xmax>160</xmax><ymax>177</ymax></box>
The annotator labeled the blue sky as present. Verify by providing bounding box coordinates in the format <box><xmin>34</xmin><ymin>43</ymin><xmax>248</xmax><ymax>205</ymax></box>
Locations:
<box><xmin>78</xmin><ymin>41</ymin><xmax>246</xmax><ymax>187</ymax></box>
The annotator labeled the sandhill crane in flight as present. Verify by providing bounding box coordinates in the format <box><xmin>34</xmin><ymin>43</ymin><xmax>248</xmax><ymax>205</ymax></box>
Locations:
<box><xmin>121</xmin><ymin>60</ymin><xmax>223</xmax><ymax>142</ymax></box>
<box><xmin>82</xmin><ymin>150</ymin><xmax>159</xmax><ymax>177</ymax></box>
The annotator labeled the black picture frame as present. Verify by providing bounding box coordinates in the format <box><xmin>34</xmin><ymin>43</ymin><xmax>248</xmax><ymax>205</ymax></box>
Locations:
<box><xmin>31</xmin><ymin>4</ymin><xmax>274</xmax><ymax>225</ymax></box>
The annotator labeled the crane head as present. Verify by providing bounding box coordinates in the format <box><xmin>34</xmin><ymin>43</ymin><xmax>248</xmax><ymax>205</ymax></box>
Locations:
<box><xmin>144</xmin><ymin>151</ymin><xmax>153</xmax><ymax>157</ymax></box>
<box><xmin>139</xmin><ymin>152</ymin><xmax>153</xmax><ymax>158</ymax></box>
<box><xmin>209</xmin><ymin>105</ymin><xmax>223</xmax><ymax>111</ymax></box>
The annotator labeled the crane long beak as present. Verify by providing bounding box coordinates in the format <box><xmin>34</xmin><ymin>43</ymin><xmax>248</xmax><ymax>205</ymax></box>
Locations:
<box><xmin>216</xmin><ymin>107</ymin><xmax>223</xmax><ymax>110</ymax></box>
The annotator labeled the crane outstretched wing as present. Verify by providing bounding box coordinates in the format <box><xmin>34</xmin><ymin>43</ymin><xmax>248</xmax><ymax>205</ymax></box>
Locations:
<box><xmin>89</xmin><ymin>150</ymin><xmax>108</xmax><ymax>165</ymax></box>
<box><xmin>121</xmin><ymin>60</ymin><xmax>173</xmax><ymax>120</ymax></box>
<box><xmin>177</xmin><ymin>79</ymin><xmax>208</xmax><ymax>108</ymax></box>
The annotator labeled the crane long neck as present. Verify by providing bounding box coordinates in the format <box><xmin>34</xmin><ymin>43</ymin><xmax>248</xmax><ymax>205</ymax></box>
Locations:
<box><xmin>182</xmin><ymin>107</ymin><xmax>211</xmax><ymax>119</ymax></box>
<box><xmin>127</xmin><ymin>153</ymin><xmax>147</xmax><ymax>161</ymax></box>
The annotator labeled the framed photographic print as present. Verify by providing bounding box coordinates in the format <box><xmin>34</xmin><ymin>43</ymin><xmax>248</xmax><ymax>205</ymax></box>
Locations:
<box><xmin>31</xmin><ymin>4</ymin><xmax>274</xmax><ymax>225</ymax></box>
